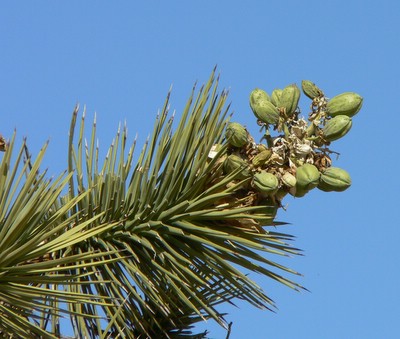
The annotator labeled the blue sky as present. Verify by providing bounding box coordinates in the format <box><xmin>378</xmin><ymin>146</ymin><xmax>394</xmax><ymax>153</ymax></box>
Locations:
<box><xmin>1</xmin><ymin>1</ymin><xmax>399</xmax><ymax>338</ymax></box>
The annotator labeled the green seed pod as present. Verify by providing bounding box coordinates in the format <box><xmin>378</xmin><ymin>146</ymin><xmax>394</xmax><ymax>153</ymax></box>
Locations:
<box><xmin>270</xmin><ymin>88</ymin><xmax>283</xmax><ymax>106</ymax></box>
<box><xmin>327</xmin><ymin>92</ymin><xmax>363</xmax><ymax>117</ymax></box>
<box><xmin>275</xmin><ymin>188</ymin><xmax>288</xmax><ymax>200</ymax></box>
<box><xmin>290</xmin><ymin>186</ymin><xmax>310</xmax><ymax>198</ymax></box>
<box><xmin>281</xmin><ymin>172</ymin><xmax>297</xmax><ymax>188</ymax></box>
<box><xmin>296</xmin><ymin>164</ymin><xmax>320</xmax><ymax>190</ymax></box>
<box><xmin>256</xmin><ymin>204</ymin><xmax>279</xmax><ymax>223</ymax></box>
<box><xmin>223</xmin><ymin>154</ymin><xmax>251</xmax><ymax>179</ymax></box>
<box><xmin>280</xmin><ymin>84</ymin><xmax>301</xmax><ymax>117</ymax></box>
<box><xmin>322</xmin><ymin>115</ymin><xmax>352</xmax><ymax>142</ymax></box>
<box><xmin>252</xmin><ymin>149</ymin><xmax>272</xmax><ymax>167</ymax></box>
<box><xmin>225</xmin><ymin>122</ymin><xmax>248</xmax><ymax>147</ymax></box>
<box><xmin>249</xmin><ymin>88</ymin><xmax>270</xmax><ymax>106</ymax></box>
<box><xmin>253</xmin><ymin>171</ymin><xmax>279</xmax><ymax>194</ymax></box>
<box><xmin>250</xmin><ymin>98</ymin><xmax>280</xmax><ymax>125</ymax></box>
<box><xmin>257</xmin><ymin>143</ymin><xmax>269</xmax><ymax>152</ymax></box>
<box><xmin>318</xmin><ymin>167</ymin><xmax>351</xmax><ymax>192</ymax></box>
<box><xmin>301</xmin><ymin>80</ymin><xmax>323</xmax><ymax>99</ymax></box>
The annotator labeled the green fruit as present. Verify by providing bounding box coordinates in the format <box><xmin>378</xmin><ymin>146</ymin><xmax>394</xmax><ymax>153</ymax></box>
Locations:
<box><xmin>327</xmin><ymin>92</ymin><xmax>363</xmax><ymax>117</ymax></box>
<box><xmin>295</xmin><ymin>164</ymin><xmax>320</xmax><ymax>190</ymax></box>
<box><xmin>257</xmin><ymin>143</ymin><xmax>269</xmax><ymax>152</ymax></box>
<box><xmin>249</xmin><ymin>88</ymin><xmax>270</xmax><ymax>105</ymax></box>
<box><xmin>270</xmin><ymin>88</ymin><xmax>283</xmax><ymax>106</ymax></box>
<box><xmin>223</xmin><ymin>154</ymin><xmax>251</xmax><ymax>179</ymax></box>
<box><xmin>280</xmin><ymin>84</ymin><xmax>300</xmax><ymax>117</ymax></box>
<box><xmin>318</xmin><ymin>167</ymin><xmax>351</xmax><ymax>192</ymax></box>
<box><xmin>301</xmin><ymin>80</ymin><xmax>323</xmax><ymax>99</ymax></box>
<box><xmin>250</xmin><ymin>97</ymin><xmax>280</xmax><ymax>125</ymax></box>
<box><xmin>281</xmin><ymin>172</ymin><xmax>296</xmax><ymax>188</ymax></box>
<box><xmin>291</xmin><ymin>186</ymin><xmax>310</xmax><ymax>198</ymax></box>
<box><xmin>256</xmin><ymin>203</ymin><xmax>279</xmax><ymax>223</ymax></box>
<box><xmin>253</xmin><ymin>171</ymin><xmax>279</xmax><ymax>194</ymax></box>
<box><xmin>252</xmin><ymin>149</ymin><xmax>272</xmax><ymax>167</ymax></box>
<box><xmin>322</xmin><ymin>115</ymin><xmax>352</xmax><ymax>142</ymax></box>
<box><xmin>275</xmin><ymin>188</ymin><xmax>289</xmax><ymax>200</ymax></box>
<box><xmin>225</xmin><ymin>122</ymin><xmax>248</xmax><ymax>147</ymax></box>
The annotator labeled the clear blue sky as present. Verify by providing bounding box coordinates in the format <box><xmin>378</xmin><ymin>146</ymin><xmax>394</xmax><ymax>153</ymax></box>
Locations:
<box><xmin>1</xmin><ymin>1</ymin><xmax>399</xmax><ymax>338</ymax></box>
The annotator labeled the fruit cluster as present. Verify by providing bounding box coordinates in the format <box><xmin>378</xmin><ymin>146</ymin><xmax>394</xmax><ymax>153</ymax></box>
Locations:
<box><xmin>213</xmin><ymin>81</ymin><xmax>362</xmax><ymax>220</ymax></box>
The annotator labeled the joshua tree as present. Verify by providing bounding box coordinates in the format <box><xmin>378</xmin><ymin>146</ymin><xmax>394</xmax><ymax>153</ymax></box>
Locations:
<box><xmin>0</xmin><ymin>70</ymin><xmax>362</xmax><ymax>338</ymax></box>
